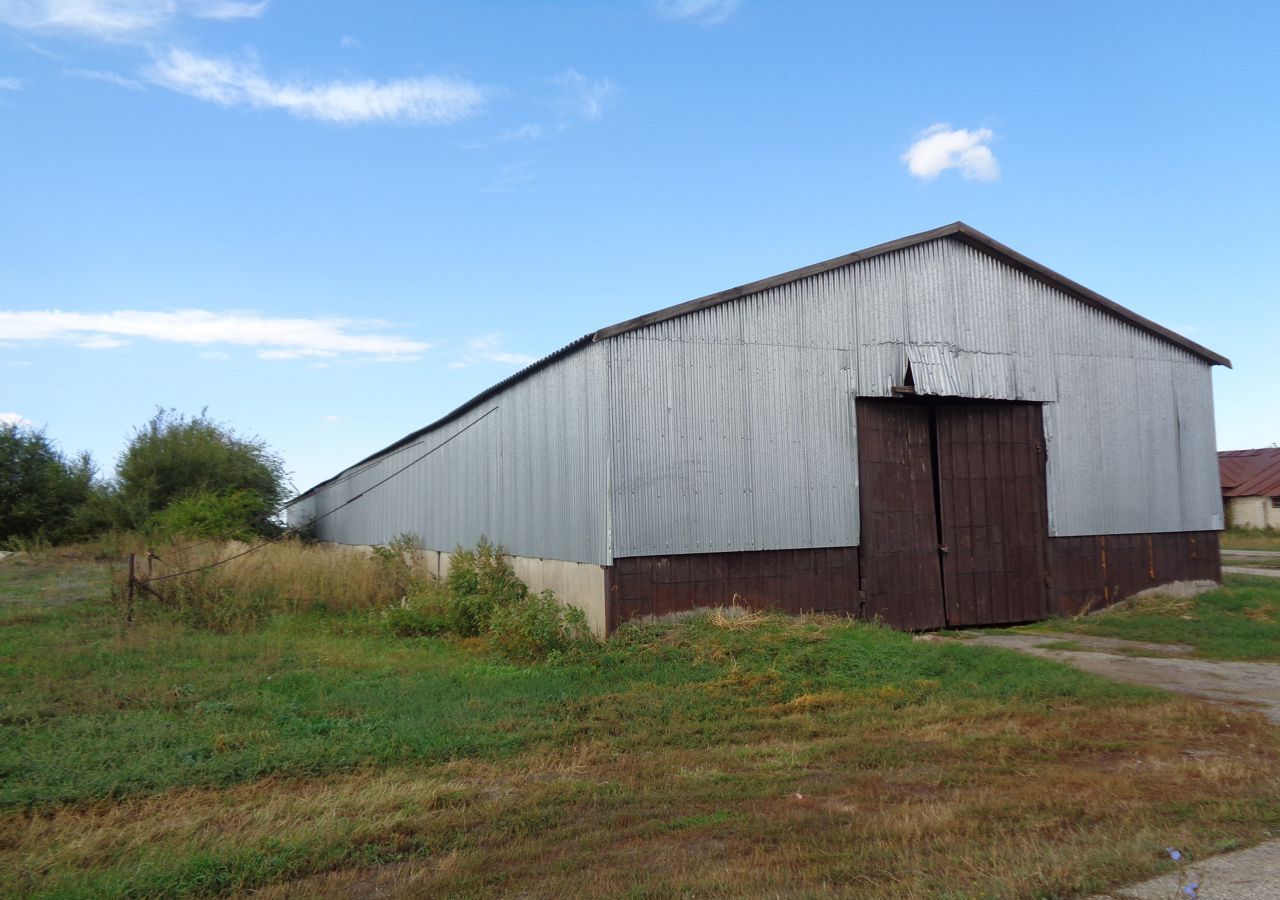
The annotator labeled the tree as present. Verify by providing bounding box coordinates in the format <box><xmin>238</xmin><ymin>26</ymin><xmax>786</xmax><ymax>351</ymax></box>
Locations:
<box><xmin>114</xmin><ymin>409</ymin><xmax>289</xmax><ymax>536</ymax></box>
<box><xmin>0</xmin><ymin>424</ymin><xmax>99</xmax><ymax>545</ymax></box>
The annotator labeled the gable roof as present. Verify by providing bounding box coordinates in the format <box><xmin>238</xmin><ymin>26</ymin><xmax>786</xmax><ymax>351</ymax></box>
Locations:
<box><xmin>292</xmin><ymin>222</ymin><xmax>1229</xmax><ymax>503</ymax></box>
<box><xmin>1220</xmin><ymin>448</ymin><xmax>1280</xmax><ymax>498</ymax></box>
<box><xmin>592</xmin><ymin>222</ymin><xmax>1231</xmax><ymax>367</ymax></box>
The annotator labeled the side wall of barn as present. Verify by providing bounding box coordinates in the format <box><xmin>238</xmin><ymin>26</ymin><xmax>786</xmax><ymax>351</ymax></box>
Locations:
<box><xmin>287</xmin><ymin>342</ymin><xmax>612</xmax><ymax>631</ymax></box>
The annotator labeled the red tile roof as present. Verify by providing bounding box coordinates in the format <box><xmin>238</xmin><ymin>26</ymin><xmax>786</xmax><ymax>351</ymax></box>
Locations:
<box><xmin>1220</xmin><ymin>448</ymin><xmax>1280</xmax><ymax>498</ymax></box>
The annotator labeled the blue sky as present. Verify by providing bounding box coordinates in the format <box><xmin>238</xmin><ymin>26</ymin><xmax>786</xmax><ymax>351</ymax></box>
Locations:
<box><xmin>2</xmin><ymin>0</ymin><xmax>1277</xmax><ymax>494</ymax></box>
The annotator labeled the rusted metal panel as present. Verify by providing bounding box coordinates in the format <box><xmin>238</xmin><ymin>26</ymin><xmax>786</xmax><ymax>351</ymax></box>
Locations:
<box><xmin>1221</xmin><ymin>448</ymin><xmax>1280</xmax><ymax>497</ymax></box>
<box><xmin>1047</xmin><ymin>531</ymin><xmax>1221</xmax><ymax>616</ymax></box>
<box><xmin>606</xmin><ymin>547</ymin><xmax>858</xmax><ymax>630</ymax></box>
<box><xmin>855</xmin><ymin>400</ymin><xmax>946</xmax><ymax>630</ymax></box>
<box><xmin>936</xmin><ymin>402</ymin><xmax>1049</xmax><ymax>625</ymax></box>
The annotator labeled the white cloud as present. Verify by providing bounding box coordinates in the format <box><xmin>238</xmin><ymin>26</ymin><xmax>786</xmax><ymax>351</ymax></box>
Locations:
<box><xmin>146</xmin><ymin>48</ymin><xmax>487</xmax><ymax>124</ymax></box>
<box><xmin>0</xmin><ymin>309</ymin><xmax>431</xmax><ymax>361</ymax></box>
<box><xmin>454</xmin><ymin>333</ymin><xmax>538</xmax><ymax>368</ymax></box>
<box><xmin>76</xmin><ymin>334</ymin><xmax>128</xmax><ymax>348</ymax></box>
<box><xmin>554</xmin><ymin>68</ymin><xmax>615</xmax><ymax>122</ymax></box>
<box><xmin>322</xmin><ymin>414</ymin><xmax>340</xmax><ymax>424</ymax></box>
<box><xmin>199</xmin><ymin>349</ymin><xmax>228</xmax><ymax>359</ymax></box>
<box><xmin>0</xmin><ymin>76</ymin><xmax>20</xmax><ymax>90</ymax></box>
<box><xmin>339</xmin><ymin>34</ymin><xmax>358</xmax><ymax>49</ymax></box>
<box><xmin>655</xmin><ymin>0</ymin><xmax>740</xmax><ymax>24</ymax></box>
<box><xmin>0</xmin><ymin>0</ymin><xmax>267</xmax><ymax>39</ymax></box>
<box><xmin>0</xmin><ymin>411</ymin><xmax>34</xmax><ymax>427</ymax></box>
<box><xmin>902</xmin><ymin>124</ymin><xmax>1000</xmax><ymax>182</ymax></box>
<box><xmin>66</xmin><ymin>67</ymin><xmax>144</xmax><ymax>89</ymax></box>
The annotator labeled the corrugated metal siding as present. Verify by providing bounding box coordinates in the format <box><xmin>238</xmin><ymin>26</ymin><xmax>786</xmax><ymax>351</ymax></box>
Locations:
<box><xmin>608</xmin><ymin>236</ymin><xmax>1221</xmax><ymax>554</ymax></box>
<box><xmin>292</xmin><ymin>342</ymin><xmax>610</xmax><ymax>564</ymax></box>
<box><xmin>607</xmin><ymin>334</ymin><xmax>857</xmax><ymax>556</ymax></box>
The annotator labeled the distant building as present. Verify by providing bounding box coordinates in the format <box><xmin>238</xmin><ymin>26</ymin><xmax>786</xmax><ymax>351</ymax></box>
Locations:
<box><xmin>1219</xmin><ymin>448</ymin><xmax>1280</xmax><ymax>530</ymax></box>
<box><xmin>288</xmin><ymin>223</ymin><xmax>1228</xmax><ymax>634</ymax></box>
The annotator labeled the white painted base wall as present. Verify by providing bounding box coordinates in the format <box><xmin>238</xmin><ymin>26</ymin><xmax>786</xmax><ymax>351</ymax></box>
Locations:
<box><xmin>1226</xmin><ymin>496</ymin><xmax>1280</xmax><ymax>530</ymax></box>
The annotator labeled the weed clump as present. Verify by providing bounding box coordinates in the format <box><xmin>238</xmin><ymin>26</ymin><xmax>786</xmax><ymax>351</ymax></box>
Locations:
<box><xmin>444</xmin><ymin>538</ymin><xmax>527</xmax><ymax>637</ymax></box>
<box><xmin>442</xmin><ymin>538</ymin><xmax>595</xmax><ymax>661</ymax></box>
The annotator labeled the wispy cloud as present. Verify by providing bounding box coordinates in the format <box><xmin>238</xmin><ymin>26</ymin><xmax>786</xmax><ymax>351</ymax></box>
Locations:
<box><xmin>0</xmin><ymin>0</ymin><xmax>268</xmax><ymax>40</ymax></box>
<box><xmin>483</xmin><ymin>160</ymin><xmax>536</xmax><ymax>194</ymax></box>
<box><xmin>65</xmin><ymin>67</ymin><xmax>144</xmax><ymax>89</ymax></box>
<box><xmin>0</xmin><ymin>411</ymin><xmax>34</xmax><ymax>427</ymax></box>
<box><xmin>0</xmin><ymin>76</ymin><xmax>21</xmax><ymax>90</ymax></box>
<box><xmin>655</xmin><ymin>0</ymin><xmax>740</xmax><ymax>25</ymax></box>
<box><xmin>145</xmin><ymin>48</ymin><xmax>487</xmax><ymax>124</ymax></box>
<box><xmin>450</xmin><ymin>333</ymin><xmax>538</xmax><ymax>369</ymax></box>
<box><xmin>553</xmin><ymin>68</ymin><xmax>615</xmax><ymax>123</ymax></box>
<box><xmin>902</xmin><ymin>124</ymin><xmax>1000</xmax><ymax>182</ymax></box>
<box><xmin>0</xmin><ymin>309</ymin><xmax>431</xmax><ymax>361</ymax></box>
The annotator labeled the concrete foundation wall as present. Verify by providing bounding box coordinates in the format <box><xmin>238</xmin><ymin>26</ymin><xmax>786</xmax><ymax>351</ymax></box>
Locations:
<box><xmin>1226</xmin><ymin>496</ymin><xmax>1280</xmax><ymax>530</ymax></box>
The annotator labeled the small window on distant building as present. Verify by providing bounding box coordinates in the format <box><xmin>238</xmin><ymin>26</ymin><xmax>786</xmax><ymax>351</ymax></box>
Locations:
<box><xmin>1272</xmin><ymin>496</ymin><xmax>1280</xmax><ymax>509</ymax></box>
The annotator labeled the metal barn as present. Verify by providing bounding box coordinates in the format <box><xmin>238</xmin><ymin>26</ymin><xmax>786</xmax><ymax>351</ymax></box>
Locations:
<box><xmin>287</xmin><ymin>223</ymin><xmax>1228</xmax><ymax>635</ymax></box>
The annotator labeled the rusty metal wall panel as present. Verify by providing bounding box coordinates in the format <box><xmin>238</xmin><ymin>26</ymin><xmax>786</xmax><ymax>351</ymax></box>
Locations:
<box><xmin>607</xmin><ymin>547</ymin><xmax>858</xmax><ymax>630</ymax></box>
<box><xmin>1047</xmin><ymin>531</ymin><xmax>1221</xmax><ymax>616</ymax></box>
<box><xmin>855</xmin><ymin>400</ymin><xmax>947</xmax><ymax>630</ymax></box>
<box><xmin>294</xmin><ymin>342</ymin><xmax>610</xmax><ymax>564</ymax></box>
<box><xmin>935</xmin><ymin>403</ymin><xmax>1049</xmax><ymax>625</ymax></box>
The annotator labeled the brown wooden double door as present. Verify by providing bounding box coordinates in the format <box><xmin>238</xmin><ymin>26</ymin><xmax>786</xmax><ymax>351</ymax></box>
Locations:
<box><xmin>856</xmin><ymin>399</ymin><xmax>1050</xmax><ymax>629</ymax></box>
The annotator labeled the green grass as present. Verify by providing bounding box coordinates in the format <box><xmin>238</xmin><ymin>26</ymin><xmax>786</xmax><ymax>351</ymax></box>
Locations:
<box><xmin>1028</xmin><ymin>575</ymin><xmax>1280</xmax><ymax>661</ymax></box>
<box><xmin>3</xmin><ymin>553</ymin><xmax>1279</xmax><ymax>899</ymax></box>
<box><xmin>1221</xmin><ymin>528</ymin><xmax>1280</xmax><ymax>552</ymax></box>
<box><xmin>1222</xmin><ymin>554</ymin><xmax>1280</xmax><ymax>569</ymax></box>
<box><xmin>0</xmin><ymin>561</ymin><xmax>1153</xmax><ymax>808</ymax></box>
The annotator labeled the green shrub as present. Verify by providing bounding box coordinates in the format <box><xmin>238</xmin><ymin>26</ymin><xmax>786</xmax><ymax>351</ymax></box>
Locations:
<box><xmin>383</xmin><ymin>598</ymin><xmax>451</xmax><ymax>637</ymax></box>
<box><xmin>444</xmin><ymin>537</ymin><xmax>527</xmax><ymax>637</ymax></box>
<box><xmin>369</xmin><ymin>533</ymin><xmax>424</xmax><ymax>599</ymax></box>
<box><xmin>147</xmin><ymin>489</ymin><xmax>270</xmax><ymax>543</ymax></box>
<box><xmin>489</xmin><ymin>589</ymin><xmax>594</xmax><ymax>662</ymax></box>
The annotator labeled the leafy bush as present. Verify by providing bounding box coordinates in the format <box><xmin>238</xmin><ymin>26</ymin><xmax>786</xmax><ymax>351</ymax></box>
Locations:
<box><xmin>489</xmin><ymin>589</ymin><xmax>593</xmax><ymax>662</ymax></box>
<box><xmin>444</xmin><ymin>537</ymin><xmax>527</xmax><ymax>637</ymax></box>
<box><xmin>147</xmin><ymin>489</ymin><xmax>269</xmax><ymax>543</ymax></box>
<box><xmin>115</xmin><ymin>409</ymin><xmax>287</xmax><ymax>536</ymax></box>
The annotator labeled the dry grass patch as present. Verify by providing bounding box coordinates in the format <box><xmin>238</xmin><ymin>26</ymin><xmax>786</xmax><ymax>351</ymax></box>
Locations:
<box><xmin>5</xmin><ymin>698</ymin><xmax>1277</xmax><ymax>898</ymax></box>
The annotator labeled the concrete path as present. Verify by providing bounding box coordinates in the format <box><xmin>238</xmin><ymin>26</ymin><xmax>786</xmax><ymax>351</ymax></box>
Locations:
<box><xmin>1220</xmin><ymin>549</ymin><xmax>1280</xmax><ymax>558</ymax></box>
<box><xmin>1222</xmin><ymin>566</ymin><xmax>1280</xmax><ymax>578</ymax></box>
<box><xmin>967</xmin><ymin>632</ymin><xmax>1280</xmax><ymax>724</ymax></box>
<box><xmin>1091</xmin><ymin>839</ymin><xmax>1280</xmax><ymax>899</ymax></box>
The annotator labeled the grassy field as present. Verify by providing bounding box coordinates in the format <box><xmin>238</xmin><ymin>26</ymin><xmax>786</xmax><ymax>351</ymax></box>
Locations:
<box><xmin>1221</xmin><ymin>528</ymin><xmax>1280</xmax><ymax>552</ymax></box>
<box><xmin>2</xmin><ymin>552</ymin><xmax>1279</xmax><ymax>898</ymax></box>
<box><xmin>1222</xmin><ymin>555</ymin><xmax>1280</xmax><ymax>569</ymax></box>
<box><xmin>1026</xmin><ymin>575</ymin><xmax>1280</xmax><ymax>662</ymax></box>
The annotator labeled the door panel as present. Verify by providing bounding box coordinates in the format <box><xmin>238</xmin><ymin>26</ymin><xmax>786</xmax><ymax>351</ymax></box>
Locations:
<box><xmin>935</xmin><ymin>403</ymin><xmax>1049</xmax><ymax>625</ymax></box>
<box><xmin>856</xmin><ymin>401</ymin><xmax>946</xmax><ymax>630</ymax></box>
